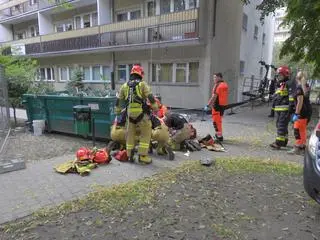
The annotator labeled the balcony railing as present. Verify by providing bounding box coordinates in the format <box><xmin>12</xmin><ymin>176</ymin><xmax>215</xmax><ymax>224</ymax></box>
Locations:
<box><xmin>0</xmin><ymin>0</ymin><xmax>39</xmax><ymax>20</ymax></box>
<box><xmin>1</xmin><ymin>9</ymin><xmax>199</xmax><ymax>55</ymax></box>
<box><xmin>0</xmin><ymin>0</ymin><xmax>75</xmax><ymax>20</ymax></box>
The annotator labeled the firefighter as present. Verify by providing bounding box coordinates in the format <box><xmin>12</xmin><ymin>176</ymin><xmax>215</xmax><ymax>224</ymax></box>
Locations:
<box><xmin>270</xmin><ymin>66</ymin><xmax>291</xmax><ymax>149</ymax></box>
<box><xmin>110</xmin><ymin>110</ymin><xmax>126</xmax><ymax>147</ymax></box>
<box><xmin>288</xmin><ymin>71</ymin><xmax>312</xmax><ymax>155</ymax></box>
<box><xmin>115</xmin><ymin>64</ymin><xmax>158</xmax><ymax>164</ymax></box>
<box><xmin>205</xmin><ymin>72</ymin><xmax>229</xmax><ymax>141</ymax></box>
<box><xmin>150</xmin><ymin>114</ymin><xmax>173</xmax><ymax>158</ymax></box>
<box><xmin>155</xmin><ymin>98</ymin><xmax>168</xmax><ymax>119</ymax></box>
<box><xmin>164</xmin><ymin>112</ymin><xmax>196</xmax><ymax>150</ymax></box>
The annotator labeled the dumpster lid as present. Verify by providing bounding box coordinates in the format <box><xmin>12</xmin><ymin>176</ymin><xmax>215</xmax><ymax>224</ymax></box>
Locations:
<box><xmin>73</xmin><ymin>105</ymin><xmax>91</xmax><ymax>110</ymax></box>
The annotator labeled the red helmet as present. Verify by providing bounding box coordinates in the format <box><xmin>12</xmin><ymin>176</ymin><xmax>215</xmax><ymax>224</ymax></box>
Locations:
<box><xmin>93</xmin><ymin>149</ymin><xmax>110</xmax><ymax>164</ymax></box>
<box><xmin>277</xmin><ymin>66</ymin><xmax>290</xmax><ymax>78</ymax></box>
<box><xmin>76</xmin><ymin>147</ymin><xmax>90</xmax><ymax>161</ymax></box>
<box><xmin>130</xmin><ymin>64</ymin><xmax>144</xmax><ymax>78</ymax></box>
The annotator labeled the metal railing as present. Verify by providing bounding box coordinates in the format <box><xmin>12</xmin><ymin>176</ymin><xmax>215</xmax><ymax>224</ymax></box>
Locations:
<box><xmin>24</xmin><ymin>18</ymin><xmax>198</xmax><ymax>54</ymax></box>
<box><xmin>241</xmin><ymin>76</ymin><xmax>271</xmax><ymax>102</ymax></box>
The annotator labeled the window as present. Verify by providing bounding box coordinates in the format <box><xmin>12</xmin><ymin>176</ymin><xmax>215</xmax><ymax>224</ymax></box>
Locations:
<box><xmin>242</xmin><ymin>13</ymin><xmax>248</xmax><ymax>31</ymax></box>
<box><xmin>55</xmin><ymin>21</ymin><xmax>73</xmax><ymax>32</ymax></box>
<box><xmin>79</xmin><ymin>65</ymin><xmax>111</xmax><ymax>82</ymax></box>
<box><xmin>74</xmin><ymin>12</ymin><xmax>98</xmax><ymax>29</ymax></box>
<box><xmin>38</xmin><ymin>68</ymin><xmax>55</xmax><ymax>81</ymax></box>
<box><xmin>176</xmin><ymin>63</ymin><xmax>187</xmax><ymax>83</ymax></box>
<box><xmin>117</xmin><ymin>64</ymin><xmax>135</xmax><ymax>82</ymax></box>
<box><xmin>151</xmin><ymin>62</ymin><xmax>199</xmax><ymax>83</ymax></box>
<box><xmin>92</xmin><ymin>12</ymin><xmax>98</xmax><ymax>26</ymax></box>
<box><xmin>147</xmin><ymin>1</ymin><xmax>156</xmax><ymax>16</ymax></box>
<box><xmin>29</xmin><ymin>0</ymin><xmax>37</xmax><ymax>5</ymax></box>
<box><xmin>102</xmin><ymin>66</ymin><xmax>111</xmax><ymax>80</ymax></box>
<box><xmin>254</xmin><ymin>25</ymin><xmax>259</xmax><ymax>39</ymax></box>
<box><xmin>262</xmin><ymin>33</ymin><xmax>266</xmax><ymax>45</ymax></box>
<box><xmin>130</xmin><ymin>10</ymin><xmax>141</xmax><ymax>20</ymax></box>
<box><xmin>15</xmin><ymin>31</ymin><xmax>26</xmax><ymax>40</ymax></box>
<box><xmin>189</xmin><ymin>62</ymin><xmax>199</xmax><ymax>83</ymax></box>
<box><xmin>117</xmin><ymin>13</ymin><xmax>128</xmax><ymax>22</ymax></box>
<box><xmin>29</xmin><ymin>25</ymin><xmax>39</xmax><ymax>37</ymax></box>
<box><xmin>188</xmin><ymin>0</ymin><xmax>198</xmax><ymax>9</ymax></box>
<box><xmin>75</xmin><ymin>16</ymin><xmax>81</xmax><ymax>29</ymax></box>
<box><xmin>117</xmin><ymin>10</ymin><xmax>141</xmax><ymax>22</ymax></box>
<box><xmin>240</xmin><ymin>61</ymin><xmax>245</xmax><ymax>76</ymax></box>
<box><xmin>92</xmin><ymin>66</ymin><xmax>101</xmax><ymax>81</ymax></box>
<box><xmin>83</xmin><ymin>67</ymin><xmax>90</xmax><ymax>81</ymax></box>
<box><xmin>60</xmin><ymin>67</ymin><xmax>69</xmax><ymax>81</ymax></box>
<box><xmin>160</xmin><ymin>0</ymin><xmax>171</xmax><ymax>14</ymax></box>
<box><xmin>83</xmin><ymin>14</ymin><xmax>90</xmax><ymax>28</ymax></box>
<box><xmin>159</xmin><ymin>63</ymin><xmax>172</xmax><ymax>82</ymax></box>
<box><xmin>174</xmin><ymin>0</ymin><xmax>185</xmax><ymax>12</ymax></box>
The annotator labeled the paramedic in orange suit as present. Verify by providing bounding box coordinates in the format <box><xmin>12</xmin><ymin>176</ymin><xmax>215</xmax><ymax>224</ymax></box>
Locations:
<box><xmin>205</xmin><ymin>73</ymin><xmax>229</xmax><ymax>142</ymax></box>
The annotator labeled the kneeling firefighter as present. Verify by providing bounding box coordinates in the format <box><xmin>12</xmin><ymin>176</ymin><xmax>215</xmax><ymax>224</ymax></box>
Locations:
<box><xmin>164</xmin><ymin>112</ymin><xmax>197</xmax><ymax>150</ymax></box>
<box><xmin>110</xmin><ymin>110</ymin><xmax>126</xmax><ymax>147</ymax></box>
<box><xmin>115</xmin><ymin>64</ymin><xmax>158</xmax><ymax>164</ymax></box>
<box><xmin>270</xmin><ymin>66</ymin><xmax>291</xmax><ymax>149</ymax></box>
<box><xmin>150</xmin><ymin>114</ymin><xmax>173</xmax><ymax>159</ymax></box>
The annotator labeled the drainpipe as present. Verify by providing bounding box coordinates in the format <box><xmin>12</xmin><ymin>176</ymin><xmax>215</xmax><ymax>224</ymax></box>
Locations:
<box><xmin>111</xmin><ymin>52</ymin><xmax>115</xmax><ymax>90</ymax></box>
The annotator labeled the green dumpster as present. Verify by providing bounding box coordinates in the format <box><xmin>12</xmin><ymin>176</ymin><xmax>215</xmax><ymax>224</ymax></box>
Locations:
<box><xmin>73</xmin><ymin>105</ymin><xmax>91</xmax><ymax>138</ymax></box>
<box><xmin>22</xmin><ymin>94</ymin><xmax>116</xmax><ymax>139</ymax></box>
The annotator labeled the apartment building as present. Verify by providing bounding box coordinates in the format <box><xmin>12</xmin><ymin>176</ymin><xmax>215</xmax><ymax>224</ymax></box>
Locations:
<box><xmin>239</xmin><ymin>1</ymin><xmax>275</xmax><ymax>99</ymax></box>
<box><xmin>274</xmin><ymin>7</ymin><xmax>290</xmax><ymax>43</ymax></box>
<box><xmin>0</xmin><ymin>0</ymin><xmax>274</xmax><ymax>108</ymax></box>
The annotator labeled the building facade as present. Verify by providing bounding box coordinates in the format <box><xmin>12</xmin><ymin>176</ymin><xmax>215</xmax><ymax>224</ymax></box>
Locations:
<box><xmin>0</xmin><ymin>0</ymin><xmax>274</xmax><ymax>108</ymax></box>
<box><xmin>274</xmin><ymin>7</ymin><xmax>290</xmax><ymax>43</ymax></box>
<box><xmin>239</xmin><ymin>1</ymin><xmax>275</xmax><ymax>100</ymax></box>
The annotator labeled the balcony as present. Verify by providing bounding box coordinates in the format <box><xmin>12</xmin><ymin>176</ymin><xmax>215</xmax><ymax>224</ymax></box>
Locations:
<box><xmin>0</xmin><ymin>0</ymin><xmax>39</xmax><ymax>21</ymax></box>
<box><xmin>3</xmin><ymin>9</ymin><xmax>200</xmax><ymax>56</ymax></box>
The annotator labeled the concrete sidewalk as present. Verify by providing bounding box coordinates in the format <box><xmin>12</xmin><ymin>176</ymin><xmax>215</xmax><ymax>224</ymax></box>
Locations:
<box><xmin>0</xmin><ymin>104</ymin><xmax>303</xmax><ymax>225</ymax></box>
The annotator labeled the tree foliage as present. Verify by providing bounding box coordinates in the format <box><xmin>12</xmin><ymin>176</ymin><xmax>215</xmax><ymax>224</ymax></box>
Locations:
<box><xmin>0</xmin><ymin>50</ymin><xmax>53</xmax><ymax>125</ymax></box>
<box><xmin>244</xmin><ymin>0</ymin><xmax>320</xmax><ymax>77</ymax></box>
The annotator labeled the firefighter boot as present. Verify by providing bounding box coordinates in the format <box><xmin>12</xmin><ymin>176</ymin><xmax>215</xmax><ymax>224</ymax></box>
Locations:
<box><xmin>138</xmin><ymin>155</ymin><xmax>152</xmax><ymax>164</ymax></box>
<box><xmin>156</xmin><ymin>146</ymin><xmax>166</xmax><ymax>155</ymax></box>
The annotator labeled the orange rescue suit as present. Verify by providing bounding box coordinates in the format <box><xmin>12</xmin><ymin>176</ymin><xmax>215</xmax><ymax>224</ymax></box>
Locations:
<box><xmin>209</xmin><ymin>81</ymin><xmax>229</xmax><ymax>138</ymax></box>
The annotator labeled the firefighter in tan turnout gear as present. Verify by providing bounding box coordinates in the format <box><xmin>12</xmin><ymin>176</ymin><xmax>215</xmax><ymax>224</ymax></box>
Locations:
<box><xmin>115</xmin><ymin>64</ymin><xmax>158</xmax><ymax>164</ymax></box>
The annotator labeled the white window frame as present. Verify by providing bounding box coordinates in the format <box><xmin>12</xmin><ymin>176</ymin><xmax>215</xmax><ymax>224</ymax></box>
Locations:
<box><xmin>38</xmin><ymin>67</ymin><xmax>55</xmax><ymax>82</ymax></box>
<box><xmin>14</xmin><ymin>30</ymin><xmax>26</xmax><ymax>40</ymax></box>
<box><xmin>151</xmin><ymin>62</ymin><xmax>199</xmax><ymax>84</ymax></box>
<box><xmin>116</xmin><ymin>9</ymin><xmax>141</xmax><ymax>22</ymax></box>
<box><xmin>145</xmin><ymin>0</ymin><xmax>158</xmax><ymax>16</ymax></box>
<box><xmin>81</xmin><ymin>65</ymin><xmax>111</xmax><ymax>83</ymax></box>
<box><xmin>116</xmin><ymin>64</ymin><xmax>137</xmax><ymax>82</ymax></box>
<box><xmin>29</xmin><ymin>25</ymin><xmax>39</xmax><ymax>38</ymax></box>
<box><xmin>74</xmin><ymin>12</ymin><xmax>98</xmax><ymax>30</ymax></box>
<box><xmin>29</xmin><ymin>0</ymin><xmax>37</xmax><ymax>6</ymax></box>
<box><xmin>59</xmin><ymin>67</ymin><xmax>70</xmax><ymax>82</ymax></box>
<box><xmin>158</xmin><ymin>0</ymin><xmax>199</xmax><ymax>14</ymax></box>
<box><xmin>55</xmin><ymin>20</ymin><xmax>73</xmax><ymax>33</ymax></box>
